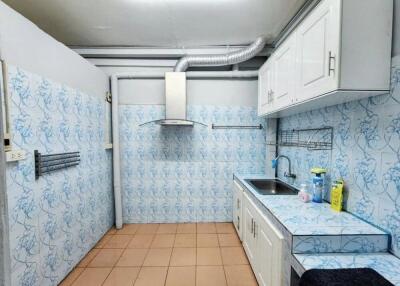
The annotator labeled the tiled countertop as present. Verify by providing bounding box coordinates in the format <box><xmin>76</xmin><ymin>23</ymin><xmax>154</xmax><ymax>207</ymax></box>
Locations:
<box><xmin>294</xmin><ymin>253</ymin><xmax>400</xmax><ymax>285</ymax></box>
<box><xmin>234</xmin><ymin>174</ymin><xmax>387</xmax><ymax>236</ymax></box>
<box><xmin>235</xmin><ymin>174</ymin><xmax>400</xmax><ymax>285</ymax></box>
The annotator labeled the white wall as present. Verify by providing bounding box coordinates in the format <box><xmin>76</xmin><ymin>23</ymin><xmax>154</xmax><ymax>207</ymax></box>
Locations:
<box><xmin>394</xmin><ymin>0</ymin><xmax>400</xmax><ymax>56</ymax></box>
<box><xmin>0</xmin><ymin>1</ymin><xmax>108</xmax><ymax>99</ymax></box>
<box><xmin>0</xmin><ymin>64</ymin><xmax>10</xmax><ymax>286</ymax></box>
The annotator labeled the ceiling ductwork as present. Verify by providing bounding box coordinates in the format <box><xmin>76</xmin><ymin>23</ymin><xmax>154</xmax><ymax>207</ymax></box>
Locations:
<box><xmin>174</xmin><ymin>36</ymin><xmax>267</xmax><ymax>72</ymax></box>
<box><xmin>140</xmin><ymin>36</ymin><xmax>267</xmax><ymax>127</ymax></box>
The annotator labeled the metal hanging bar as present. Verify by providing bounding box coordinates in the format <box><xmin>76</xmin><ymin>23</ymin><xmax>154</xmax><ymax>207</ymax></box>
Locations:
<box><xmin>211</xmin><ymin>124</ymin><xmax>263</xmax><ymax>130</ymax></box>
<box><xmin>266</xmin><ymin>126</ymin><xmax>333</xmax><ymax>151</ymax></box>
<box><xmin>35</xmin><ymin>150</ymin><xmax>80</xmax><ymax>179</ymax></box>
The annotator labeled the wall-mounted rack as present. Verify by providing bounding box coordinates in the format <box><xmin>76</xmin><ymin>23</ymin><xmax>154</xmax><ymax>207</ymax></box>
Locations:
<box><xmin>211</xmin><ymin>124</ymin><xmax>263</xmax><ymax>130</ymax></box>
<box><xmin>267</xmin><ymin>126</ymin><xmax>333</xmax><ymax>151</ymax></box>
<box><xmin>34</xmin><ymin>150</ymin><xmax>80</xmax><ymax>179</ymax></box>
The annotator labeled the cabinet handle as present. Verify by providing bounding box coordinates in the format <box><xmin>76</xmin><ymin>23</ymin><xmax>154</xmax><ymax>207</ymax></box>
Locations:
<box><xmin>237</xmin><ymin>199</ymin><xmax>240</xmax><ymax>209</ymax></box>
<box><xmin>250</xmin><ymin>218</ymin><xmax>254</xmax><ymax>234</ymax></box>
<box><xmin>253</xmin><ymin>222</ymin><xmax>256</xmax><ymax>238</ymax></box>
<box><xmin>237</xmin><ymin>216</ymin><xmax>240</xmax><ymax>230</ymax></box>
<box><xmin>328</xmin><ymin>51</ymin><xmax>335</xmax><ymax>76</ymax></box>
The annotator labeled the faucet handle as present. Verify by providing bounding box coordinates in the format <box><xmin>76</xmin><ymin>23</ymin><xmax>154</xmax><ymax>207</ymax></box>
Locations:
<box><xmin>272</xmin><ymin>159</ymin><xmax>278</xmax><ymax>169</ymax></box>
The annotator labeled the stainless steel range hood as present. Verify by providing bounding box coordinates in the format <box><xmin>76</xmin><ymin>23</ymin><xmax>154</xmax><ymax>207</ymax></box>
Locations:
<box><xmin>140</xmin><ymin>72</ymin><xmax>206</xmax><ymax>127</ymax></box>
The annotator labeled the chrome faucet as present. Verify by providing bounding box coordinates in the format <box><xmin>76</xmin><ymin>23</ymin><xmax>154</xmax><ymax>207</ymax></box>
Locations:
<box><xmin>272</xmin><ymin>155</ymin><xmax>296</xmax><ymax>179</ymax></box>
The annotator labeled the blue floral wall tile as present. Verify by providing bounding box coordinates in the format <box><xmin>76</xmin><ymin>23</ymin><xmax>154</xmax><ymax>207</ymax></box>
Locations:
<box><xmin>119</xmin><ymin>104</ymin><xmax>266</xmax><ymax>223</ymax></box>
<box><xmin>278</xmin><ymin>56</ymin><xmax>400</xmax><ymax>258</ymax></box>
<box><xmin>5</xmin><ymin>66</ymin><xmax>114</xmax><ymax>286</ymax></box>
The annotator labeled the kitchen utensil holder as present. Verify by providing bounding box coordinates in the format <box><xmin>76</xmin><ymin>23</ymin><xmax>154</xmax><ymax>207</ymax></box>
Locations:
<box><xmin>267</xmin><ymin>126</ymin><xmax>333</xmax><ymax>151</ymax></box>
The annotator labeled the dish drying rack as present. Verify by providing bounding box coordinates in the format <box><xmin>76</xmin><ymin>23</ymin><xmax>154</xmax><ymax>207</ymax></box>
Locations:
<box><xmin>267</xmin><ymin>126</ymin><xmax>333</xmax><ymax>151</ymax></box>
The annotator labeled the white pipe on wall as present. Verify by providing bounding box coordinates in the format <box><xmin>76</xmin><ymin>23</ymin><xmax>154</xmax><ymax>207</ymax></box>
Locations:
<box><xmin>111</xmin><ymin>70</ymin><xmax>258</xmax><ymax>229</ymax></box>
<box><xmin>111</xmin><ymin>75</ymin><xmax>123</xmax><ymax>229</ymax></box>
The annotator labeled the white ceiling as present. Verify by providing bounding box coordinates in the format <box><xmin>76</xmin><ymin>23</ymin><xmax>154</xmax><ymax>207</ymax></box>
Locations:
<box><xmin>3</xmin><ymin>0</ymin><xmax>307</xmax><ymax>48</ymax></box>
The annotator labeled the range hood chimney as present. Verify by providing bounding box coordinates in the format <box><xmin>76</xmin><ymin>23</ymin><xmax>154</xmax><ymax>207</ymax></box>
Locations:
<box><xmin>140</xmin><ymin>72</ymin><xmax>206</xmax><ymax>127</ymax></box>
<box><xmin>160</xmin><ymin>72</ymin><xmax>193</xmax><ymax>126</ymax></box>
<box><xmin>139</xmin><ymin>36</ymin><xmax>266</xmax><ymax>127</ymax></box>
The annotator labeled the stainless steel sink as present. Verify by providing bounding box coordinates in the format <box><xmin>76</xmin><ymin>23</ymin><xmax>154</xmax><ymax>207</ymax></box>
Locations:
<box><xmin>245</xmin><ymin>179</ymin><xmax>298</xmax><ymax>195</ymax></box>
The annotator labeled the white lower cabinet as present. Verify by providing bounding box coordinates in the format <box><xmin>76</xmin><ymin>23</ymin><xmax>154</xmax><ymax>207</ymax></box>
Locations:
<box><xmin>233</xmin><ymin>180</ymin><xmax>243</xmax><ymax>240</ymax></box>
<box><xmin>242</xmin><ymin>192</ymin><xmax>284</xmax><ymax>286</ymax></box>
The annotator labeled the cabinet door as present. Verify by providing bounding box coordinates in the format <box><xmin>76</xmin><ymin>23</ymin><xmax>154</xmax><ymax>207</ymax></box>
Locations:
<box><xmin>295</xmin><ymin>0</ymin><xmax>341</xmax><ymax>102</ymax></box>
<box><xmin>255</xmin><ymin>213</ymin><xmax>284</xmax><ymax>286</ymax></box>
<box><xmin>232</xmin><ymin>180</ymin><xmax>243</xmax><ymax>240</ymax></box>
<box><xmin>258</xmin><ymin>59</ymin><xmax>275</xmax><ymax>116</ymax></box>
<box><xmin>242</xmin><ymin>194</ymin><xmax>257</xmax><ymax>264</ymax></box>
<box><xmin>273</xmin><ymin>34</ymin><xmax>296</xmax><ymax>110</ymax></box>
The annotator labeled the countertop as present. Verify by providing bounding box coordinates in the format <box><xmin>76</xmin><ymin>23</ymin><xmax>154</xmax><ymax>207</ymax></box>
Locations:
<box><xmin>234</xmin><ymin>174</ymin><xmax>387</xmax><ymax>236</ymax></box>
<box><xmin>234</xmin><ymin>174</ymin><xmax>400</xmax><ymax>285</ymax></box>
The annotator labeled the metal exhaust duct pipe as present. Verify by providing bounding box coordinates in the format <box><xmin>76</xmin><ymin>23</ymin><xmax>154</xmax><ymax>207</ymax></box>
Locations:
<box><xmin>174</xmin><ymin>36</ymin><xmax>267</xmax><ymax>72</ymax></box>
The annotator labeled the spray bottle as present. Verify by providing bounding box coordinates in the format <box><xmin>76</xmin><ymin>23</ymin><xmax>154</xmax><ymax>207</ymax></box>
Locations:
<box><xmin>311</xmin><ymin>168</ymin><xmax>327</xmax><ymax>203</ymax></box>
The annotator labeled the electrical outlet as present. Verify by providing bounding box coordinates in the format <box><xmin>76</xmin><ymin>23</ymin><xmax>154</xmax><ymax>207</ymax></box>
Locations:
<box><xmin>5</xmin><ymin>149</ymin><xmax>27</xmax><ymax>162</ymax></box>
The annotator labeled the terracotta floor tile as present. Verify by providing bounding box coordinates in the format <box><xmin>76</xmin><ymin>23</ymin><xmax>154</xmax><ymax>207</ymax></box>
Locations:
<box><xmin>59</xmin><ymin>267</ymin><xmax>84</xmax><ymax>286</ymax></box>
<box><xmin>103</xmin><ymin>234</ymin><xmax>133</xmax><ymax>249</ymax></box>
<box><xmin>220</xmin><ymin>247</ymin><xmax>249</xmax><ymax>265</ymax></box>
<box><xmin>174</xmin><ymin>234</ymin><xmax>196</xmax><ymax>247</ymax></box>
<box><xmin>218</xmin><ymin>233</ymin><xmax>241</xmax><ymax>247</ymax></box>
<box><xmin>157</xmin><ymin>223</ymin><xmax>178</xmax><ymax>234</ymax></box>
<box><xmin>176</xmin><ymin>223</ymin><xmax>196</xmax><ymax>234</ymax></box>
<box><xmin>197</xmin><ymin>234</ymin><xmax>219</xmax><ymax>247</ymax></box>
<box><xmin>116</xmin><ymin>224</ymin><xmax>139</xmax><ymax>235</ymax></box>
<box><xmin>106</xmin><ymin>227</ymin><xmax>117</xmax><ymax>235</ymax></box>
<box><xmin>94</xmin><ymin>235</ymin><xmax>113</xmax><ymax>249</ymax></box>
<box><xmin>71</xmin><ymin>267</ymin><xmax>111</xmax><ymax>286</ymax></box>
<box><xmin>151</xmin><ymin>234</ymin><xmax>175</xmax><ymax>248</ymax></box>
<box><xmin>170</xmin><ymin>247</ymin><xmax>196</xmax><ymax>266</ymax></box>
<box><xmin>87</xmin><ymin>248</ymin><xmax>123</xmax><ymax>267</ymax></box>
<box><xmin>196</xmin><ymin>247</ymin><xmax>222</xmax><ymax>265</ymax></box>
<box><xmin>197</xmin><ymin>223</ymin><xmax>217</xmax><ymax>233</ymax></box>
<box><xmin>128</xmin><ymin>234</ymin><xmax>154</xmax><ymax>248</ymax></box>
<box><xmin>77</xmin><ymin>249</ymin><xmax>100</xmax><ymax>267</ymax></box>
<box><xmin>116</xmin><ymin>248</ymin><xmax>148</xmax><ymax>267</ymax></box>
<box><xmin>224</xmin><ymin>265</ymin><xmax>258</xmax><ymax>286</ymax></box>
<box><xmin>136</xmin><ymin>223</ymin><xmax>160</xmax><ymax>234</ymax></box>
<box><xmin>134</xmin><ymin>267</ymin><xmax>168</xmax><ymax>286</ymax></box>
<box><xmin>166</xmin><ymin>266</ymin><xmax>195</xmax><ymax>286</ymax></box>
<box><xmin>216</xmin><ymin>223</ymin><xmax>235</xmax><ymax>234</ymax></box>
<box><xmin>102</xmin><ymin>267</ymin><xmax>140</xmax><ymax>286</ymax></box>
<box><xmin>143</xmin><ymin>248</ymin><xmax>172</xmax><ymax>266</ymax></box>
<box><xmin>196</xmin><ymin>266</ymin><xmax>227</xmax><ymax>286</ymax></box>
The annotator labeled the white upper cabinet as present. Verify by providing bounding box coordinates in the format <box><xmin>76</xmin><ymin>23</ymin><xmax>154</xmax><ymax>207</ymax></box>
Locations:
<box><xmin>295</xmin><ymin>0</ymin><xmax>340</xmax><ymax>102</ymax></box>
<box><xmin>258</xmin><ymin>59</ymin><xmax>275</xmax><ymax>115</ymax></box>
<box><xmin>258</xmin><ymin>0</ymin><xmax>393</xmax><ymax>117</ymax></box>
<box><xmin>273</xmin><ymin>33</ymin><xmax>297</xmax><ymax>109</ymax></box>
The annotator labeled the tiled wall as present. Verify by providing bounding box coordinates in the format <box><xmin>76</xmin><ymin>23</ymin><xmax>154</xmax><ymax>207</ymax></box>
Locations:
<box><xmin>5</xmin><ymin>66</ymin><xmax>114</xmax><ymax>285</ymax></box>
<box><xmin>119</xmin><ymin>105</ymin><xmax>266</xmax><ymax>223</ymax></box>
<box><xmin>277</xmin><ymin>56</ymin><xmax>400</xmax><ymax>258</ymax></box>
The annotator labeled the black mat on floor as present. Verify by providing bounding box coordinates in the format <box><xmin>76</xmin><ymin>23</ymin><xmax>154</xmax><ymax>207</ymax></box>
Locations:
<box><xmin>299</xmin><ymin>268</ymin><xmax>394</xmax><ymax>286</ymax></box>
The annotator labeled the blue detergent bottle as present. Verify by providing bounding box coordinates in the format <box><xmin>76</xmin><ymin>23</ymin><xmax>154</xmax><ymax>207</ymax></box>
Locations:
<box><xmin>311</xmin><ymin>168</ymin><xmax>327</xmax><ymax>203</ymax></box>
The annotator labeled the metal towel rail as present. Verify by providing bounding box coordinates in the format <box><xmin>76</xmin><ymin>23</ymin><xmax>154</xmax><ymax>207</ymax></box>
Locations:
<box><xmin>211</xmin><ymin>124</ymin><xmax>263</xmax><ymax>130</ymax></box>
<box><xmin>34</xmin><ymin>150</ymin><xmax>80</xmax><ymax>179</ymax></box>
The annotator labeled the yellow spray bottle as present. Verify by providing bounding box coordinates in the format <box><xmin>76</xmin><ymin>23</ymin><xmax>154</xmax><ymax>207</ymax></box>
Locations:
<box><xmin>330</xmin><ymin>180</ymin><xmax>344</xmax><ymax>212</ymax></box>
